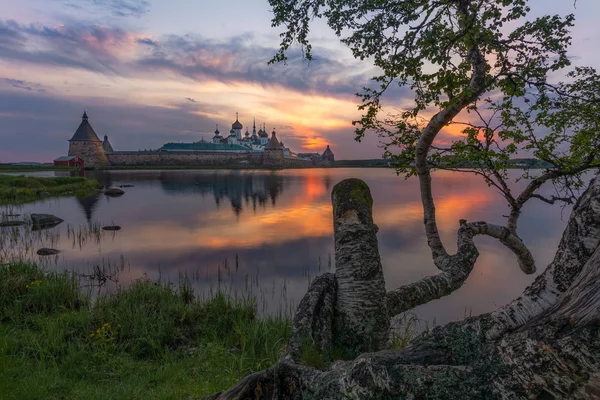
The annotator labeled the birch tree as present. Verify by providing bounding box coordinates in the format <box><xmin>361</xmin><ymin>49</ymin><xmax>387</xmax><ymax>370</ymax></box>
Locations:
<box><xmin>208</xmin><ymin>0</ymin><xmax>600</xmax><ymax>398</ymax></box>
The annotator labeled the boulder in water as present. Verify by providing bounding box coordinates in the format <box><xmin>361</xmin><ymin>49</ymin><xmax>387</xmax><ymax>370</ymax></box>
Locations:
<box><xmin>104</xmin><ymin>188</ymin><xmax>125</xmax><ymax>197</ymax></box>
<box><xmin>37</xmin><ymin>248</ymin><xmax>61</xmax><ymax>256</ymax></box>
<box><xmin>102</xmin><ymin>225</ymin><xmax>121</xmax><ymax>231</ymax></box>
<box><xmin>30</xmin><ymin>214</ymin><xmax>64</xmax><ymax>230</ymax></box>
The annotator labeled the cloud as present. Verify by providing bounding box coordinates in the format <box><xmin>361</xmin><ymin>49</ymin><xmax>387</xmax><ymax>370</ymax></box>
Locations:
<box><xmin>0</xmin><ymin>19</ymin><xmax>386</xmax><ymax>100</ymax></box>
<box><xmin>0</xmin><ymin>19</ymin><xmax>411</xmax><ymax>161</ymax></box>
<box><xmin>0</xmin><ymin>19</ymin><xmax>145</xmax><ymax>74</ymax></box>
<box><xmin>136</xmin><ymin>37</ymin><xmax>158</xmax><ymax>47</ymax></box>
<box><xmin>135</xmin><ymin>33</ymin><xmax>373</xmax><ymax>97</ymax></box>
<box><xmin>3</xmin><ymin>78</ymin><xmax>46</xmax><ymax>93</ymax></box>
<box><xmin>58</xmin><ymin>0</ymin><xmax>150</xmax><ymax>18</ymax></box>
<box><xmin>0</xmin><ymin>89</ymin><xmax>224</xmax><ymax>162</ymax></box>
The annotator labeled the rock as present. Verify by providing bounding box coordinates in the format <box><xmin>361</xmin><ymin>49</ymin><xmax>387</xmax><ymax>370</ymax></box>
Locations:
<box><xmin>36</xmin><ymin>248</ymin><xmax>61</xmax><ymax>256</ymax></box>
<box><xmin>102</xmin><ymin>225</ymin><xmax>121</xmax><ymax>231</ymax></box>
<box><xmin>62</xmin><ymin>191</ymin><xmax>73</xmax><ymax>195</ymax></box>
<box><xmin>119</xmin><ymin>184</ymin><xmax>134</xmax><ymax>188</ymax></box>
<box><xmin>104</xmin><ymin>188</ymin><xmax>125</xmax><ymax>197</ymax></box>
<box><xmin>0</xmin><ymin>220</ymin><xmax>26</xmax><ymax>227</ymax></box>
<box><xmin>30</xmin><ymin>213</ymin><xmax>64</xmax><ymax>230</ymax></box>
<box><xmin>40</xmin><ymin>192</ymin><xmax>50</xmax><ymax>197</ymax></box>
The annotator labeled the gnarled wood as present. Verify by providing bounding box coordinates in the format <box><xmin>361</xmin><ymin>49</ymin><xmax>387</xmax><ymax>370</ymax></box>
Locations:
<box><xmin>487</xmin><ymin>176</ymin><xmax>600</xmax><ymax>340</ymax></box>
<box><xmin>331</xmin><ymin>179</ymin><xmax>389</xmax><ymax>356</ymax></box>
<box><xmin>386</xmin><ymin>219</ymin><xmax>535</xmax><ymax>318</ymax></box>
<box><xmin>285</xmin><ymin>273</ymin><xmax>336</xmax><ymax>363</ymax></box>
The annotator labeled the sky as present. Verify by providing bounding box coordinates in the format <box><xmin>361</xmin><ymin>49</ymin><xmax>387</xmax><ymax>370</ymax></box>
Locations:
<box><xmin>0</xmin><ymin>0</ymin><xmax>599</xmax><ymax>162</ymax></box>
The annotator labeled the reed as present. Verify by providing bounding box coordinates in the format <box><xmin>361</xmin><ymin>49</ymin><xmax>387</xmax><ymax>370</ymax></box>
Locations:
<box><xmin>0</xmin><ymin>262</ymin><xmax>292</xmax><ymax>399</ymax></box>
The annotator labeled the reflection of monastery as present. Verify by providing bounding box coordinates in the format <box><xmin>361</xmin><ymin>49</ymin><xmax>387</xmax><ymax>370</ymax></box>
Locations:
<box><xmin>72</xmin><ymin>169</ymin><xmax>323</xmax><ymax>219</ymax></box>
<box><xmin>64</xmin><ymin>112</ymin><xmax>335</xmax><ymax>168</ymax></box>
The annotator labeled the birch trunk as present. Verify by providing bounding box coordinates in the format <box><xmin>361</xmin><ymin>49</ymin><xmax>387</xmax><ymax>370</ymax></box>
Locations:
<box><xmin>330</xmin><ymin>179</ymin><xmax>389</xmax><ymax>357</ymax></box>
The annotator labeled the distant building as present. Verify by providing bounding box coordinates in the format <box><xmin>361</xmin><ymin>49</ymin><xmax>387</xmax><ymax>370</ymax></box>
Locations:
<box><xmin>322</xmin><ymin>145</ymin><xmax>335</xmax><ymax>163</ymax></box>
<box><xmin>54</xmin><ymin>155</ymin><xmax>84</xmax><ymax>167</ymax></box>
<box><xmin>102</xmin><ymin>135</ymin><xmax>114</xmax><ymax>152</ymax></box>
<box><xmin>159</xmin><ymin>142</ymin><xmax>249</xmax><ymax>153</ymax></box>
<box><xmin>62</xmin><ymin>112</ymin><xmax>335</xmax><ymax>168</ymax></box>
<box><xmin>68</xmin><ymin>111</ymin><xmax>109</xmax><ymax>167</ymax></box>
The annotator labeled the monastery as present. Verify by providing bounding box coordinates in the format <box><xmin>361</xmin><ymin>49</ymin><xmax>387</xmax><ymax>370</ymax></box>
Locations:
<box><xmin>63</xmin><ymin>112</ymin><xmax>335</xmax><ymax>168</ymax></box>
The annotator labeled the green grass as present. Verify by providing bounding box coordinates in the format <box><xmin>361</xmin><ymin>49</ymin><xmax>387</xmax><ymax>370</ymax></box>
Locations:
<box><xmin>0</xmin><ymin>165</ymin><xmax>76</xmax><ymax>172</ymax></box>
<box><xmin>0</xmin><ymin>175</ymin><xmax>100</xmax><ymax>204</ymax></box>
<box><xmin>0</xmin><ymin>263</ymin><xmax>291</xmax><ymax>399</ymax></box>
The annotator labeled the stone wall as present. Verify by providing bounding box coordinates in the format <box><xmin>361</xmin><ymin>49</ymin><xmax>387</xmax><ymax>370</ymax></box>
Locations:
<box><xmin>263</xmin><ymin>148</ymin><xmax>285</xmax><ymax>166</ymax></box>
<box><xmin>69</xmin><ymin>140</ymin><xmax>109</xmax><ymax>166</ymax></box>
<box><xmin>106</xmin><ymin>151</ymin><xmax>250</xmax><ymax>166</ymax></box>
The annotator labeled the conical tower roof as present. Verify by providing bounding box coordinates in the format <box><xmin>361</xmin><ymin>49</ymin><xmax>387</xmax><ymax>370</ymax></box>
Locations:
<box><xmin>69</xmin><ymin>111</ymin><xmax>101</xmax><ymax>142</ymax></box>
<box><xmin>322</xmin><ymin>144</ymin><xmax>334</xmax><ymax>157</ymax></box>
<box><xmin>102</xmin><ymin>135</ymin><xmax>114</xmax><ymax>152</ymax></box>
<box><xmin>266</xmin><ymin>130</ymin><xmax>281</xmax><ymax>149</ymax></box>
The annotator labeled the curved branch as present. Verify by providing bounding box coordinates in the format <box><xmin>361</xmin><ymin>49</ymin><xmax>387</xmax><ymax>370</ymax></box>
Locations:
<box><xmin>386</xmin><ymin>219</ymin><xmax>535</xmax><ymax>318</ymax></box>
<box><xmin>465</xmin><ymin>221</ymin><xmax>536</xmax><ymax>274</ymax></box>
<box><xmin>416</xmin><ymin>42</ymin><xmax>490</xmax><ymax>270</ymax></box>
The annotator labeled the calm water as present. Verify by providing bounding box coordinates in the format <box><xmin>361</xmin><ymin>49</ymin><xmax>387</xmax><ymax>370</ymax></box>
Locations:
<box><xmin>0</xmin><ymin>168</ymin><xmax>569</xmax><ymax>326</ymax></box>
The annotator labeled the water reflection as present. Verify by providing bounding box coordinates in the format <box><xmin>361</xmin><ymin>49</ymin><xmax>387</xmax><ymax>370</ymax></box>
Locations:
<box><xmin>0</xmin><ymin>168</ymin><xmax>570</xmax><ymax>325</ymax></box>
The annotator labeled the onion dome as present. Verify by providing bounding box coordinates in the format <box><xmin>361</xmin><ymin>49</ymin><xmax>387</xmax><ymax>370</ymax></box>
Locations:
<box><xmin>232</xmin><ymin>112</ymin><xmax>243</xmax><ymax>130</ymax></box>
<box><xmin>259</xmin><ymin>123</ymin><xmax>269</xmax><ymax>138</ymax></box>
<box><xmin>214</xmin><ymin>124</ymin><xmax>221</xmax><ymax>136</ymax></box>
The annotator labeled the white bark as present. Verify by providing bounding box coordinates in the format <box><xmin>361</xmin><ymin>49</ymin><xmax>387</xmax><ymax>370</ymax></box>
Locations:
<box><xmin>487</xmin><ymin>176</ymin><xmax>600</xmax><ymax>340</ymax></box>
<box><xmin>416</xmin><ymin>43</ymin><xmax>488</xmax><ymax>270</ymax></box>
<box><xmin>331</xmin><ymin>179</ymin><xmax>389</xmax><ymax>356</ymax></box>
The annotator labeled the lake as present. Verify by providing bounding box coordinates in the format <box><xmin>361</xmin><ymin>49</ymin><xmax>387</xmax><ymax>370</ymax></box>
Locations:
<box><xmin>0</xmin><ymin>168</ymin><xmax>569</xmax><ymax>327</ymax></box>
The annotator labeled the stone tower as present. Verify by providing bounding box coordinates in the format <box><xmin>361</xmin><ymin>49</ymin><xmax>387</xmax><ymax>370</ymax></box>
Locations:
<box><xmin>263</xmin><ymin>129</ymin><xmax>284</xmax><ymax>166</ymax></box>
<box><xmin>68</xmin><ymin>112</ymin><xmax>109</xmax><ymax>167</ymax></box>
<box><xmin>321</xmin><ymin>145</ymin><xmax>335</xmax><ymax>164</ymax></box>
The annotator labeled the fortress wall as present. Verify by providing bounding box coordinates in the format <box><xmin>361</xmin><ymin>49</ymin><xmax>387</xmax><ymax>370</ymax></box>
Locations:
<box><xmin>281</xmin><ymin>157</ymin><xmax>314</xmax><ymax>167</ymax></box>
<box><xmin>106</xmin><ymin>151</ymin><xmax>251</xmax><ymax>166</ymax></box>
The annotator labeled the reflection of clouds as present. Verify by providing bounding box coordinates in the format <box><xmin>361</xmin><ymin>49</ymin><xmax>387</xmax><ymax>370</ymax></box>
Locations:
<box><xmin>5</xmin><ymin>168</ymin><xmax>570</xmax><ymax>325</ymax></box>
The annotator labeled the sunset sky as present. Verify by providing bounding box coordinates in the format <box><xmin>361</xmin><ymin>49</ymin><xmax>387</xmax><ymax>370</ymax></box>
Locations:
<box><xmin>1</xmin><ymin>0</ymin><xmax>599</xmax><ymax>162</ymax></box>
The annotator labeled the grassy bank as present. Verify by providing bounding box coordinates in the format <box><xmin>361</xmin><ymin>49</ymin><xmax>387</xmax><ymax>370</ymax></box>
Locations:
<box><xmin>0</xmin><ymin>263</ymin><xmax>291</xmax><ymax>399</ymax></box>
<box><xmin>0</xmin><ymin>175</ymin><xmax>100</xmax><ymax>204</ymax></box>
<box><xmin>0</xmin><ymin>165</ymin><xmax>76</xmax><ymax>172</ymax></box>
